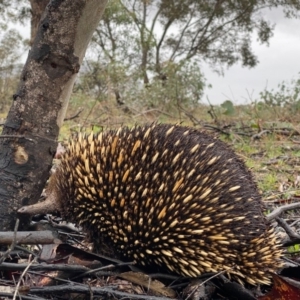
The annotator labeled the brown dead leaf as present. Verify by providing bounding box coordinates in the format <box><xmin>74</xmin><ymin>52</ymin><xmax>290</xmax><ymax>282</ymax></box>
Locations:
<box><xmin>258</xmin><ymin>274</ymin><xmax>300</xmax><ymax>300</ymax></box>
<box><xmin>118</xmin><ymin>271</ymin><xmax>177</xmax><ymax>298</ymax></box>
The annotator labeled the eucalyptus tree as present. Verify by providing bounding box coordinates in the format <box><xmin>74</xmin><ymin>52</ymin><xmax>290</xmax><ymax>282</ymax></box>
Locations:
<box><xmin>0</xmin><ymin>0</ymin><xmax>108</xmax><ymax>230</ymax></box>
<box><xmin>86</xmin><ymin>0</ymin><xmax>300</xmax><ymax>107</ymax></box>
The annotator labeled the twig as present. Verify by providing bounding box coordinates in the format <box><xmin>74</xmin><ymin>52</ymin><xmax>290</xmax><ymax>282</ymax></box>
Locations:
<box><xmin>0</xmin><ymin>262</ymin><xmax>90</xmax><ymax>273</ymax></box>
<box><xmin>28</xmin><ymin>284</ymin><xmax>174</xmax><ymax>300</ymax></box>
<box><xmin>64</xmin><ymin>109</ymin><xmax>84</xmax><ymax>121</ymax></box>
<box><xmin>71</xmin><ymin>261</ymin><xmax>134</xmax><ymax>280</ymax></box>
<box><xmin>184</xmin><ymin>111</ymin><xmax>202</xmax><ymax>126</ymax></box>
<box><xmin>0</xmin><ymin>219</ymin><xmax>19</xmax><ymax>264</ymax></box>
<box><xmin>13</xmin><ymin>255</ymin><xmax>35</xmax><ymax>300</ymax></box>
<box><xmin>283</xmin><ymin>256</ymin><xmax>300</xmax><ymax>266</ymax></box>
<box><xmin>276</xmin><ymin>217</ymin><xmax>300</xmax><ymax>240</ymax></box>
<box><xmin>88</xmin><ymin>282</ymin><xmax>93</xmax><ymax>300</ymax></box>
<box><xmin>133</xmin><ymin>108</ymin><xmax>175</xmax><ymax>119</ymax></box>
<box><xmin>205</xmin><ymin>97</ymin><xmax>218</xmax><ymax>124</ymax></box>
<box><xmin>266</xmin><ymin>202</ymin><xmax>300</xmax><ymax>221</ymax></box>
<box><xmin>233</xmin><ymin>131</ymin><xmax>253</xmax><ymax>137</ymax></box>
<box><xmin>251</xmin><ymin>130</ymin><xmax>271</xmax><ymax>140</ymax></box>
<box><xmin>0</xmin><ymin>230</ymin><xmax>61</xmax><ymax>245</ymax></box>
<box><xmin>202</xmin><ymin>124</ymin><xmax>230</xmax><ymax>136</ymax></box>
<box><xmin>282</xmin><ymin>238</ymin><xmax>300</xmax><ymax>247</ymax></box>
<box><xmin>185</xmin><ymin>270</ymin><xmax>228</xmax><ymax>300</ymax></box>
<box><xmin>0</xmin><ymin>135</ymin><xmax>34</xmax><ymax>142</ymax></box>
<box><xmin>0</xmin><ymin>292</ymin><xmax>47</xmax><ymax>300</ymax></box>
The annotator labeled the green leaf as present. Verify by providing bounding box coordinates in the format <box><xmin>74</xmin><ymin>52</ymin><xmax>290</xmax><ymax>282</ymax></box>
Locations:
<box><xmin>221</xmin><ymin>100</ymin><xmax>235</xmax><ymax>116</ymax></box>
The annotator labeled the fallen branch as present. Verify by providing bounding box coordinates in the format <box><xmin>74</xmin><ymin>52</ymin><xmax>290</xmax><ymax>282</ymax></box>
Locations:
<box><xmin>0</xmin><ymin>262</ymin><xmax>89</xmax><ymax>273</ymax></box>
<box><xmin>275</xmin><ymin>217</ymin><xmax>300</xmax><ymax>240</ymax></box>
<box><xmin>266</xmin><ymin>202</ymin><xmax>300</xmax><ymax>221</ymax></box>
<box><xmin>0</xmin><ymin>292</ymin><xmax>47</xmax><ymax>300</ymax></box>
<box><xmin>28</xmin><ymin>284</ymin><xmax>174</xmax><ymax>300</ymax></box>
<box><xmin>0</xmin><ymin>231</ymin><xmax>61</xmax><ymax>245</ymax></box>
<box><xmin>251</xmin><ymin>130</ymin><xmax>271</xmax><ymax>139</ymax></box>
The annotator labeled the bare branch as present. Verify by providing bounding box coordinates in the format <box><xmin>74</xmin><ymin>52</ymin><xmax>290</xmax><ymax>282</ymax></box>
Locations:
<box><xmin>0</xmin><ymin>231</ymin><xmax>61</xmax><ymax>245</ymax></box>
<box><xmin>28</xmin><ymin>284</ymin><xmax>173</xmax><ymax>300</ymax></box>
<box><xmin>266</xmin><ymin>202</ymin><xmax>300</xmax><ymax>221</ymax></box>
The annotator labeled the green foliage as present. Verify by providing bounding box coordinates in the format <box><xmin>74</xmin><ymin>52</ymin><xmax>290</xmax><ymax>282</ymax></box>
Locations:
<box><xmin>0</xmin><ymin>28</ymin><xmax>24</xmax><ymax>112</ymax></box>
<box><xmin>76</xmin><ymin>61</ymin><xmax>128</xmax><ymax>101</ymax></box>
<box><xmin>80</xmin><ymin>0</ymin><xmax>300</xmax><ymax>110</ymax></box>
<box><xmin>3</xmin><ymin>0</ymin><xmax>300</xmax><ymax>113</ymax></box>
<box><xmin>78</xmin><ymin>58</ymin><xmax>206</xmax><ymax>110</ymax></box>
<box><xmin>288</xmin><ymin>244</ymin><xmax>300</xmax><ymax>254</ymax></box>
<box><xmin>256</xmin><ymin>76</ymin><xmax>300</xmax><ymax>119</ymax></box>
<box><xmin>220</xmin><ymin>100</ymin><xmax>235</xmax><ymax>116</ymax></box>
<box><xmin>0</xmin><ymin>1</ymin><xmax>29</xmax><ymax>112</ymax></box>
<box><xmin>0</xmin><ymin>29</ymin><xmax>23</xmax><ymax>66</ymax></box>
<box><xmin>260</xmin><ymin>77</ymin><xmax>300</xmax><ymax>107</ymax></box>
<box><xmin>125</xmin><ymin>60</ymin><xmax>206</xmax><ymax>109</ymax></box>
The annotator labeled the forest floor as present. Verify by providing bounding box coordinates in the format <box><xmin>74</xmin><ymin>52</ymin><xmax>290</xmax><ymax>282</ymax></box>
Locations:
<box><xmin>1</xmin><ymin>96</ymin><xmax>300</xmax><ymax>299</ymax></box>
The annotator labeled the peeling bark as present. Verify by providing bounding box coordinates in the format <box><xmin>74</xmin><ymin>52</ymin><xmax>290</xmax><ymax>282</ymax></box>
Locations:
<box><xmin>0</xmin><ymin>0</ymin><xmax>108</xmax><ymax>231</ymax></box>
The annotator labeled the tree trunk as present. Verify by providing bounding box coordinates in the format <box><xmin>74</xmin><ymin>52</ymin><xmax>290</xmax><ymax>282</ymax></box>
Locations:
<box><xmin>0</xmin><ymin>0</ymin><xmax>108</xmax><ymax>231</ymax></box>
<box><xmin>29</xmin><ymin>0</ymin><xmax>49</xmax><ymax>46</ymax></box>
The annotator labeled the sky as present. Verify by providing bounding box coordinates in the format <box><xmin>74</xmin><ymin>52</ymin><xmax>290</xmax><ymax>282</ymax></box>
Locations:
<box><xmin>16</xmin><ymin>6</ymin><xmax>300</xmax><ymax>106</ymax></box>
<box><xmin>202</xmin><ymin>9</ymin><xmax>300</xmax><ymax>105</ymax></box>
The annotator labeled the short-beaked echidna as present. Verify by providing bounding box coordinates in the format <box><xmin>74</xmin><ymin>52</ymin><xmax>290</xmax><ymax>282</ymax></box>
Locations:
<box><xmin>18</xmin><ymin>123</ymin><xmax>282</xmax><ymax>285</ymax></box>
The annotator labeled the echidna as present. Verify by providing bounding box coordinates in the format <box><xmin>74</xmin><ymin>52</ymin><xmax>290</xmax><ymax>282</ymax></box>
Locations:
<box><xmin>18</xmin><ymin>123</ymin><xmax>282</xmax><ymax>285</ymax></box>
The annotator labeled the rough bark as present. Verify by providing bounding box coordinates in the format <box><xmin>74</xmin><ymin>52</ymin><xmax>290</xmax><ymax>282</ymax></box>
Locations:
<box><xmin>0</xmin><ymin>0</ymin><xmax>108</xmax><ymax>231</ymax></box>
<box><xmin>29</xmin><ymin>0</ymin><xmax>49</xmax><ymax>46</ymax></box>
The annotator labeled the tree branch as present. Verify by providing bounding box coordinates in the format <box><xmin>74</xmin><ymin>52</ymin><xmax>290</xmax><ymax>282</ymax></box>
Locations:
<box><xmin>0</xmin><ymin>231</ymin><xmax>61</xmax><ymax>245</ymax></box>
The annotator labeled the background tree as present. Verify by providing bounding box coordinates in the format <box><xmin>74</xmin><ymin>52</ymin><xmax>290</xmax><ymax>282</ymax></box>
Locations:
<box><xmin>0</xmin><ymin>0</ymin><xmax>48</xmax><ymax>46</ymax></box>
<box><xmin>0</xmin><ymin>29</ymin><xmax>24</xmax><ymax>111</ymax></box>
<box><xmin>1</xmin><ymin>0</ymin><xmax>300</xmax><ymax>113</ymax></box>
<box><xmin>0</xmin><ymin>0</ymin><xmax>108</xmax><ymax>231</ymax></box>
<box><xmin>0</xmin><ymin>0</ymin><xmax>29</xmax><ymax>112</ymax></box>
<box><xmin>81</xmin><ymin>0</ymin><xmax>300</xmax><ymax>110</ymax></box>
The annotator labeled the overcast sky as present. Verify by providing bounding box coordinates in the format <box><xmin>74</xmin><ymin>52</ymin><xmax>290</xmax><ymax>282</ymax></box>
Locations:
<box><xmin>202</xmin><ymin>9</ymin><xmax>300</xmax><ymax>105</ymax></box>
